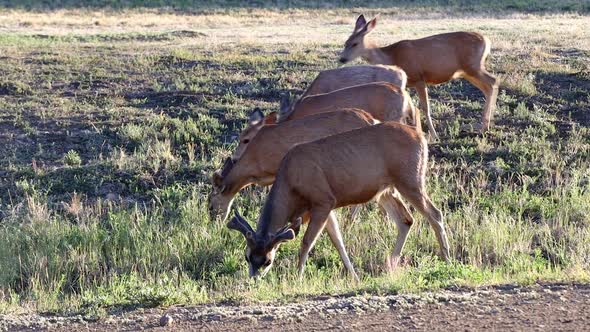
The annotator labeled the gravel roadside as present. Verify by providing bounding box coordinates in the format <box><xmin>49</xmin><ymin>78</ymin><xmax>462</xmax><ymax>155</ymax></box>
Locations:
<box><xmin>2</xmin><ymin>282</ymin><xmax>589</xmax><ymax>331</ymax></box>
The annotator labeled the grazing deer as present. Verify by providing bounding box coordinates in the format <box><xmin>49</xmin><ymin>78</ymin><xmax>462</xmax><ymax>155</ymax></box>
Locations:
<box><xmin>339</xmin><ymin>15</ymin><xmax>499</xmax><ymax>139</ymax></box>
<box><xmin>210</xmin><ymin>108</ymin><xmax>378</xmax><ymax>221</ymax></box>
<box><xmin>278</xmin><ymin>82</ymin><xmax>419</xmax><ymax>129</ymax></box>
<box><xmin>210</xmin><ymin>109</ymin><xmax>380</xmax><ymax>279</ymax></box>
<box><xmin>228</xmin><ymin>122</ymin><xmax>450</xmax><ymax>278</ymax></box>
<box><xmin>230</xmin><ymin>110</ymin><xmax>278</xmax><ymax>162</ymax></box>
<box><xmin>301</xmin><ymin>64</ymin><xmax>407</xmax><ymax>97</ymax></box>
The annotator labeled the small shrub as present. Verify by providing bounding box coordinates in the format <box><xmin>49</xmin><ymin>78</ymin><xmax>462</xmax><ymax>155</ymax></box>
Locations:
<box><xmin>119</xmin><ymin>124</ymin><xmax>146</xmax><ymax>145</ymax></box>
<box><xmin>63</xmin><ymin>150</ymin><xmax>82</xmax><ymax>167</ymax></box>
<box><xmin>0</xmin><ymin>80</ymin><xmax>32</xmax><ymax>95</ymax></box>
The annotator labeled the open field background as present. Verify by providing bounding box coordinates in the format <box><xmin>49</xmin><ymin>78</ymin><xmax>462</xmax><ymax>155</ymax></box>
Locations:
<box><xmin>1</xmin><ymin>0</ymin><xmax>590</xmax><ymax>11</ymax></box>
<box><xmin>0</xmin><ymin>0</ymin><xmax>590</xmax><ymax>320</ymax></box>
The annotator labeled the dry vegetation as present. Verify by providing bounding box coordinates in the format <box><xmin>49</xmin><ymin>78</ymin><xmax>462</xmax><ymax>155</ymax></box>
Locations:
<box><xmin>0</xmin><ymin>3</ymin><xmax>589</xmax><ymax>318</ymax></box>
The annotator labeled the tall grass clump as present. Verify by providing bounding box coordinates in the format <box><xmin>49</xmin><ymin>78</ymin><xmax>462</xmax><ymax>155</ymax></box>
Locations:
<box><xmin>1</xmin><ymin>8</ymin><xmax>590</xmax><ymax>315</ymax></box>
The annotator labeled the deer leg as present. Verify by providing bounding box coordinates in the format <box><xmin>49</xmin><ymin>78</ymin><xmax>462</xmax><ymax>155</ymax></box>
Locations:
<box><xmin>345</xmin><ymin>205</ymin><xmax>362</xmax><ymax>229</ymax></box>
<box><xmin>464</xmin><ymin>70</ymin><xmax>499</xmax><ymax>132</ymax></box>
<box><xmin>415</xmin><ymin>82</ymin><xmax>438</xmax><ymax>141</ymax></box>
<box><xmin>377</xmin><ymin>189</ymin><xmax>414</xmax><ymax>271</ymax></box>
<box><xmin>409</xmin><ymin>193</ymin><xmax>449</xmax><ymax>262</ymax></box>
<box><xmin>297</xmin><ymin>206</ymin><xmax>333</xmax><ymax>278</ymax></box>
<box><xmin>396</xmin><ymin>183</ymin><xmax>450</xmax><ymax>262</ymax></box>
<box><xmin>325</xmin><ymin>211</ymin><xmax>359</xmax><ymax>280</ymax></box>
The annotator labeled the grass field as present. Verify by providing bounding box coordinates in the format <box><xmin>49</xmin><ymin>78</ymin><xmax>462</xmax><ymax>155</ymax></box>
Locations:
<box><xmin>1</xmin><ymin>0</ymin><xmax>590</xmax><ymax>11</ymax></box>
<box><xmin>0</xmin><ymin>2</ymin><xmax>590</xmax><ymax>318</ymax></box>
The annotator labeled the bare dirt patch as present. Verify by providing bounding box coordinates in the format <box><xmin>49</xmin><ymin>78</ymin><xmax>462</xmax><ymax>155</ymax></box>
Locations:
<box><xmin>2</xmin><ymin>282</ymin><xmax>588</xmax><ymax>331</ymax></box>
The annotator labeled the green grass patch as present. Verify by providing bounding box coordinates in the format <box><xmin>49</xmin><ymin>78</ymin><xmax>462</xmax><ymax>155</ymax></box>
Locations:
<box><xmin>0</xmin><ymin>8</ymin><xmax>590</xmax><ymax>317</ymax></box>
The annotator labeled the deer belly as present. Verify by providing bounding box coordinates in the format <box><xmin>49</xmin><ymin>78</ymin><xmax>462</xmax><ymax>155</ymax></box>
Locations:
<box><xmin>424</xmin><ymin>68</ymin><xmax>463</xmax><ymax>85</ymax></box>
<box><xmin>333</xmin><ymin>182</ymin><xmax>387</xmax><ymax>208</ymax></box>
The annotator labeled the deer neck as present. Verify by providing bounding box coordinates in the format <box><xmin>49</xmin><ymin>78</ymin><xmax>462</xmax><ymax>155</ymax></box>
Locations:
<box><xmin>362</xmin><ymin>42</ymin><xmax>393</xmax><ymax>65</ymax></box>
<box><xmin>257</xmin><ymin>177</ymin><xmax>296</xmax><ymax>237</ymax></box>
<box><xmin>220</xmin><ymin>179</ymin><xmax>243</xmax><ymax>204</ymax></box>
<box><xmin>221</xmin><ymin>158</ymin><xmax>254</xmax><ymax>198</ymax></box>
<box><xmin>224</xmin><ymin>127</ymin><xmax>278</xmax><ymax>197</ymax></box>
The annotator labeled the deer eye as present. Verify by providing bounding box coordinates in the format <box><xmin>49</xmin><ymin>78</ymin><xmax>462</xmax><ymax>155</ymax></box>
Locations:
<box><xmin>352</xmin><ymin>42</ymin><xmax>358</xmax><ymax>47</ymax></box>
<box><xmin>242</xmin><ymin>139</ymin><xmax>250</xmax><ymax>144</ymax></box>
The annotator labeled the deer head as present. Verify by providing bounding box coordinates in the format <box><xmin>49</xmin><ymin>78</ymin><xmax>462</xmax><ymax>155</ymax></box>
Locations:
<box><xmin>227</xmin><ymin>211</ymin><xmax>295</xmax><ymax>278</ymax></box>
<box><xmin>209</xmin><ymin>109</ymin><xmax>277</xmax><ymax>222</ymax></box>
<box><xmin>208</xmin><ymin>157</ymin><xmax>236</xmax><ymax>222</ymax></box>
<box><xmin>339</xmin><ymin>15</ymin><xmax>377</xmax><ymax>64</ymax></box>
<box><xmin>232</xmin><ymin>109</ymin><xmax>277</xmax><ymax>161</ymax></box>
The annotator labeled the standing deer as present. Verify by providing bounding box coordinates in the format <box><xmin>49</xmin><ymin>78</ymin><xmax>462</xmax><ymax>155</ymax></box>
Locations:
<box><xmin>339</xmin><ymin>15</ymin><xmax>499</xmax><ymax>139</ymax></box>
<box><xmin>229</xmin><ymin>65</ymin><xmax>408</xmax><ymax>153</ymax></box>
<box><xmin>278</xmin><ymin>82</ymin><xmax>419</xmax><ymax>129</ymax></box>
<box><xmin>210</xmin><ymin>109</ymin><xmax>381</xmax><ymax>280</ymax></box>
<box><xmin>301</xmin><ymin>64</ymin><xmax>407</xmax><ymax>97</ymax></box>
<box><xmin>228</xmin><ymin>122</ymin><xmax>450</xmax><ymax>278</ymax></box>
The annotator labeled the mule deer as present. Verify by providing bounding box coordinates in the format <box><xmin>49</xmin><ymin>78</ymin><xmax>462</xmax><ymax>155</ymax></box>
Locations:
<box><xmin>339</xmin><ymin>15</ymin><xmax>499</xmax><ymax>139</ymax></box>
<box><xmin>210</xmin><ymin>109</ymin><xmax>378</xmax><ymax>221</ymax></box>
<box><xmin>228</xmin><ymin>122</ymin><xmax>450</xmax><ymax>278</ymax></box>
<box><xmin>230</xmin><ymin>110</ymin><xmax>278</xmax><ymax>162</ymax></box>
<box><xmin>210</xmin><ymin>109</ymin><xmax>381</xmax><ymax>279</ymax></box>
<box><xmin>301</xmin><ymin>64</ymin><xmax>407</xmax><ymax>97</ymax></box>
<box><xmin>278</xmin><ymin>82</ymin><xmax>419</xmax><ymax>129</ymax></box>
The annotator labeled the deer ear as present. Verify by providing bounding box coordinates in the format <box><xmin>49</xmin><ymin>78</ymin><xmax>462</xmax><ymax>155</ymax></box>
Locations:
<box><xmin>280</xmin><ymin>95</ymin><xmax>290</xmax><ymax>113</ymax></box>
<box><xmin>264</xmin><ymin>112</ymin><xmax>277</xmax><ymax>124</ymax></box>
<box><xmin>212</xmin><ymin>171</ymin><xmax>223</xmax><ymax>188</ymax></box>
<box><xmin>354</xmin><ymin>14</ymin><xmax>367</xmax><ymax>32</ymax></box>
<box><xmin>290</xmin><ymin>217</ymin><xmax>303</xmax><ymax>236</ymax></box>
<box><xmin>249</xmin><ymin>108</ymin><xmax>264</xmax><ymax>126</ymax></box>
<box><xmin>219</xmin><ymin>157</ymin><xmax>235</xmax><ymax>177</ymax></box>
<box><xmin>365</xmin><ymin>17</ymin><xmax>377</xmax><ymax>34</ymax></box>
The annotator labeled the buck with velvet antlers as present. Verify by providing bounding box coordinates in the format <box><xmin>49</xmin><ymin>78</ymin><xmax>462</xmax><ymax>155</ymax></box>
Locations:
<box><xmin>210</xmin><ymin>109</ymin><xmax>424</xmax><ymax>279</ymax></box>
<box><xmin>339</xmin><ymin>15</ymin><xmax>499</xmax><ymax>139</ymax></box>
<box><xmin>228</xmin><ymin>122</ymin><xmax>450</xmax><ymax>279</ymax></box>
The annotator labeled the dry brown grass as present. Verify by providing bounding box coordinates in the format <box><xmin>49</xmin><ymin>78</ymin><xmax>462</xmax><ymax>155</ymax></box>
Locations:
<box><xmin>0</xmin><ymin>9</ymin><xmax>587</xmax><ymax>49</ymax></box>
<box><xmin>0</xmin><ymin>6</ymin><xmax>589</xmax><ymax>316</ymax></box>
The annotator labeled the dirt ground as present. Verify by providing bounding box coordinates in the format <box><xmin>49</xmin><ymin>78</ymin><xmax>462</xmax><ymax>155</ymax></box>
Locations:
<box><xmin>3</xmin><ymin>282</ymin><xmax>588</xmax><ymax>331</ymax></box>
<box><xmin>165</xmin><ymin>283</ymin><xmax>590</xmax><ymax>332</ymax></box>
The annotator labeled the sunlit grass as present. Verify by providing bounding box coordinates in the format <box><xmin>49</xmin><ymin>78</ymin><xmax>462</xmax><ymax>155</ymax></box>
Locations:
<box><xmin>0</xmin><ymin>4</ymin><xmax>589</xmax><ymax>316</ymax></box>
